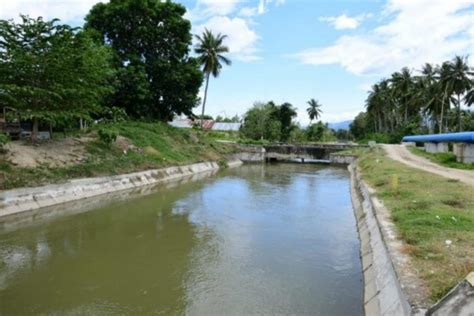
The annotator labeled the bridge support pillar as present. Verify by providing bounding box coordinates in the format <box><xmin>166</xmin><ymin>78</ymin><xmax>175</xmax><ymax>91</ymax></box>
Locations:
<box><xmin>424</xmin><ymin>142</ymin><xmax>438</xmax><ymax>153</ymax></box>
<box><xmin>436</xmin><ymin>142</ymin><xmax>449</xmax><ymax>153</ymax></box>
<box><xmin>453</xmin><ymin>143</ymin><xmax>474</xmax><ymax>164</ymax></box>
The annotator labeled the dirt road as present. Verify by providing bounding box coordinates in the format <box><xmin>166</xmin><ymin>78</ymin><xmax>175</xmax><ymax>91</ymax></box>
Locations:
<box><xmin>382</xmin><ymin>144</ymin><xmax>474</xmax><ymax>187</ymax></box>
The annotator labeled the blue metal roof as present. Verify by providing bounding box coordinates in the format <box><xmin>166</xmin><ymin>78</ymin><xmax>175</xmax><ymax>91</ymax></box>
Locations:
<box><xmin>402</xmin><ymin>132</ymin><xmax>474</xmax><ymax>143</ymax></box>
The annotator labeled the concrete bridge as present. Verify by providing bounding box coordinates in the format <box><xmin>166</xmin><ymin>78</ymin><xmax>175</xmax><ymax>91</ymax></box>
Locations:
<box><xmin>264</xmin><ymin>144</ymin><xmax>361</xmax><ymax>162</ymax></box>
<box><xmin>233</xmin><ymin>143</ymin><xmax>363</xmax><ymax>164</ymax></box>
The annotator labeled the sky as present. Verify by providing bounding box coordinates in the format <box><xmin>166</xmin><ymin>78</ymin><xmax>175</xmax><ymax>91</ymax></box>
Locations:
<box><xmin>1</xmin><ymin>0</ymin><xmax>473</xmax><ymax>124</ymax></box>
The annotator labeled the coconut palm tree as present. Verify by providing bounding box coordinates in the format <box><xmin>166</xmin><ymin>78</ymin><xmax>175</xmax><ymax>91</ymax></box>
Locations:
<box><xmin>444</xmin><ymin>56</ymin><xmax>473</xmax><ymax>131</ymax></box>
<box><xmin>306</xmin><ymin>99</ymin><xmax>322</xmax><ymax>124</ymax></box>
<box><xmin>194</xmin><ymin>29</ymin><xmax>231</xmax><ymax>127</ymax></box>
<box><xmin>437</xmin><ymin>62</ymin><xmax>455</xmax><ymax>133</ymax></box>
<box><xmin>390</xmin><ymin>67</ymin><xmax>414</xmax><ymax>124</ymax></box>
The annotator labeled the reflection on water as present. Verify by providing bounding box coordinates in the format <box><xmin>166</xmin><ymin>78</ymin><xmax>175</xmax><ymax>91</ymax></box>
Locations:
<box><xmin>0</xmin><ymin>164</ymin><xmax>362</xmax><ymax>315</ymax></box>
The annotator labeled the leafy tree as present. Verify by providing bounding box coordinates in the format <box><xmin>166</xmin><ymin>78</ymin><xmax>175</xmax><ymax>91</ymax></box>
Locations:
<box><xmin>240</xmin><ymin>102</ymin><xmax>281</xmax><ymax>141</ymax></box>
<box><xmin>194</xmin><ymin>29</ymin><xmax>231</xmax><ymax>127</ymax></box>
<box><xmin>288</xmin><ymin>125</ymin><xmax>306</xmax><ymax>143</ymax></box>
<box><xmin>306</xmin><ymin>99</ymin><xmax>322</xmax><ymax>123</ymax></box>
<box><xmin>215</xmin><ymin>115</ymin><xmax>240</xmax><ymax>122</ymax></box>
<box><xmin>240</xmin><ymin>101</ymin><xmax>297</xmax><ymax>142</ymax></box>
<box><xmin>350</xmin><ymin>112</ymin><xmax>370</xmax><ymax>139</ymax></box>
<box><xmin>306</xmin><ymin>122</ymin><xmax>326</xmax><ymax>142</ymax></box>
<box><xmin>0</xmin><ymin>16</ymin><xmax>114</xmax><ymax>138</ymax></box>
<box><xmin>277</xmin><ymin>102</ymin><xmax>297</xmax><ymax>142</ymax></box>
<box><xmin>85</xmin><ymin>0</ymin><xmax>203</xmax><ymax>120</ymax></box>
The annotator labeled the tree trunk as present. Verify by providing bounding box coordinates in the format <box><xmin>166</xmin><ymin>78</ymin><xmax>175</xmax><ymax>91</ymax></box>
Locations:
<box><xmin>32</xmin><ymin>117</ymin><xmax>39</xmax><ymax>141</ymax></box>
<box><xmin>457</xmin><ymin>94</ymin><xmax>462</xmax><ymax>132</ymax></box>
<box><xmin>79</xmin><ymin>118</ymin><xmax>83</xmax><ymax>131</ymax></box>
<box><xmin>201</xmin><ymin>72</ymin><xmax>210</xmax><ymax>129</ymax></box>
<box><xmin>404</xmin><ymin>104</ymin><xmax>408</xmax><ymax>124</ymax></box>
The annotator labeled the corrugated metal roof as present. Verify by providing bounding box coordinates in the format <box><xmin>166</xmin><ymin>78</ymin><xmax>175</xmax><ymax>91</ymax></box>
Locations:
<box><xmin>169</xmin><ymin>120</ymin><xmax>192</xmax><ymax>128</ymax></box>
<box><xmin>212</xmin><ymin>123</ymin><xmax>241</xmax><ymax>131</ymax></box>
<box><xmin>195</xmin><ymin>120</ymin><xmax>215</xmax><ymax>130</ymax></box>
<box><xmin>169</xmin><ymin>119</ymin><xmax>215</xmax><ymax>130</ymax></box>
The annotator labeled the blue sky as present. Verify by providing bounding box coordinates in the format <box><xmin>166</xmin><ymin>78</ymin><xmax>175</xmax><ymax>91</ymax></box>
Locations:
<box><xmin>2</xmin><ymin>0</ymin><xmax>473</xmax><ymax>124</ymax></box>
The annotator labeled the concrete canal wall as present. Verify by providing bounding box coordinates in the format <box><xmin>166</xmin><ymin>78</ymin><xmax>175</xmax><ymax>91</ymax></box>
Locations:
<box><xmin>0</xmin><ymin>160</ymin><xmax>244</xmax><ymax>218</ymax></box>
<box><xmin>349</xmin><ymin>163</ymin><xmax>428</xmax><ymax>315</ymax></box>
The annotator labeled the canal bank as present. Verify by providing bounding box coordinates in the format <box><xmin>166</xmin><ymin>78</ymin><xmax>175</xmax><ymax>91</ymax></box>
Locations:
<box><xmin>0</xmin><ymin>160</ymin><xmax>242</xmax><ymax>218</ymax></box>
<box><xmin>349</xmin><ymin>162</ymin><xmax>426</xmax><ymax>315</ymax></box>
<box><xmin>349</xmin><ymin>147</ymin><xmax>474</xmax><ymax>316</ymax></box>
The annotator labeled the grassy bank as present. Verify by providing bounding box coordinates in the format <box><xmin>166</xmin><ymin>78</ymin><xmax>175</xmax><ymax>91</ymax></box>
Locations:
<box><xmin>355</xmin><ymin>147</ymin><xmax>474</xmax><ymax>302</ymax></box>
<box><xmin>408</xmin><ymin>147</ymin><xmax>474</xmax><ymax>170</ymax></box>
<box><xmin>0</xmin><ymin>122</ymin><xmax>237</xmax><ymax>190</ymax></box>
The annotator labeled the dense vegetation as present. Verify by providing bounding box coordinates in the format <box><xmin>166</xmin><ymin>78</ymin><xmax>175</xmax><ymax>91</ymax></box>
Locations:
<box><xmin>0</xmin><ymin>0</ymin><xmax>216</xmax><ymax>139</ymax></box>
<box><xmin>85</xmin><ymin>0</ymin><xmax>203</xmax><ymax>120</ymax></box>
<box><xmin>0</xmin><ymin>16</ymin><xmax>114</xmax><ymax>138</ymax></box>
<box><xmin>351</xmin><ymin>56</ymin><xmax>473</xmax><ymax>143</ymax></box>
<box><xmin>239</xmin><ymin>100</ymin><xmax>338</xmax><ymax>143</ymax></box>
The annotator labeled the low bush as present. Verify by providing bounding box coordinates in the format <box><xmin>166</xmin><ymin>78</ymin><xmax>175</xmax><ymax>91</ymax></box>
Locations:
<box><xmin>97</xmin><ymin>127</ymin><xmax>118</xmax><ymax>145</ymax></box>
<box><xmin>0</xmin><ymin>133</ymin><xmax>10</xmax><ymax>148</ymax></box>
<box><xmin>358</xmin><ymin>132</ymin><xmax>401</xmax><ymax>144</ymax></box>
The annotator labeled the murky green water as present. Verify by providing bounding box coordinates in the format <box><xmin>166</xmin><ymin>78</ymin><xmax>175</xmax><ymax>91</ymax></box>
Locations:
<box><xmin>0</xmin><ymin>164</ymin><xmax>362</xmax><ymax>315</ymax></box>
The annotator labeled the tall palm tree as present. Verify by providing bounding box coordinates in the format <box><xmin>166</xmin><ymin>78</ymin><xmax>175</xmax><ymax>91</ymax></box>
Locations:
<box><xmin>437</xmin><ymin>62</ymin><xmax>455</xmax><ymax>133</ymax></box>
<box><xmin>464</xmin><ymin>86</ymin><xmax>474</xmax><ymax>107</ymax></box>
<box><xmin>390</xmin><ymin>67</ymin><xmax>414</xmax><ymax>124</ymax></box>
<box><xmin>306</xmin><ymin>99</ymin><xmax>322</xmax><ymax>124</ymax></box>
<box><xmin>194</xmin><ymin>29</ymin><xmax>231</xmax><ymax>127</ymax></box>
<box><xmin>444</xmin><ymin>56</ymin><xmax>472</xmax><ymax>131</ymax></box>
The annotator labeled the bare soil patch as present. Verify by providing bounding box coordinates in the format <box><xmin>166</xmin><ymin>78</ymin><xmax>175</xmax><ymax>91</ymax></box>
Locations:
<box><xmin>4</xmin><ymin>138</ymin><xmax>91</xmax><ymax>168</ymax></box>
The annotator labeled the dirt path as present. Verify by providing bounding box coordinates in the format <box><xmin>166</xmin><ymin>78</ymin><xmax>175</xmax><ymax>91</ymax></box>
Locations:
<box><xmin>382</xmin><ymin>144</ymin><xmax>474</xmax><ymax>187</ymax></box>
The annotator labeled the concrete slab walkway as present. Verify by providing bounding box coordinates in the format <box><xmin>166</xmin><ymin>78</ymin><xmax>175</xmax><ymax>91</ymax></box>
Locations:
<box><xmin>382</xmin><ymin>145</ymin><xmax>474</xmax><ymax>187</ymax></box>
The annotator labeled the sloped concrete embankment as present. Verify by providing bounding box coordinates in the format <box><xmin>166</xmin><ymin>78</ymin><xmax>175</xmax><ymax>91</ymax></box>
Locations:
<box><xmin>0</xmin><ymin>160</ymin><xmax>242</xmax><ymax>218</ymax></box>
<box><xmin>349</xmin><ymin>163</ymin><xmax>428</xmax><ymax>315</ymax></box>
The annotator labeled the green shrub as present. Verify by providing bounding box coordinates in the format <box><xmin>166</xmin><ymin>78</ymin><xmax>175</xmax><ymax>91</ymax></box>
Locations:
<box><xmin>358</xmin><ymin>133</ymin><xmax>400</xmax><ymax>144</ymax></box>
<box><xmin>0</xmin><ymin>133</ymin><xmax>10</xmax><ymax>148</ymax></box>
<box><xmin>100</xmin><ymin>106</ymin><xmax>128</xmax><ymax>123</ymax></box>
<box><xmin>97</xmin><ymin>127</ymin><xmax>118</xmax><ymax>145</ymax></box>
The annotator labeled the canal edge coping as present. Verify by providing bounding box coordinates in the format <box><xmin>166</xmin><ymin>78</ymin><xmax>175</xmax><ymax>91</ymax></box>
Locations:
<box><xmin>349</xmin><ymin>162</ymin><xmax>429</xmax><ymax>315</ymax></box>
<box><xmin>0</xmin><ymin>159</ymin><xmax>243</xmax><ymax>218</ymax></box>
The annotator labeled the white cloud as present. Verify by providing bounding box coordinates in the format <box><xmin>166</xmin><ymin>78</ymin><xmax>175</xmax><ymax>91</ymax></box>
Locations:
<box><xmin>238</xmin><ymin>6</ymin><xmax>259</xmax><ymax>17</ymax></box>
<box><xmin>195</xmin><ymin>16</ymin><xmax>260</xmax><ymax>62</ymax></box>
<box><xmin>258</xmin><ymin>0</ymin><xmax>285</xmax><ymax>15</ymax></box>
<box><xmin>187</xmin><ymin>0</ymin><xmax>243</xmax><ymax>21</ymax></box>
<box><xmin>294</xmin><ymin>0</ymin><xmax>474</xmax><ymax>76</ymax></box>
<box><xmin>319</xmin><ymin>13</ymin><xmax>370</xmax><ymax>30</ymax></box>
<box><xmin>0</xmin><ymin>0</ymin><xmax>105</xmax><ymax>23</ymax></box>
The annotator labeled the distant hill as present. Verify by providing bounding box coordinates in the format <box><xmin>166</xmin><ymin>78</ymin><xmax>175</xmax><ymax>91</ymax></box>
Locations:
<box><xmin>328</xmin><ymin>120</ymin><xmax>352</xmax><ymax>130</ymax></box>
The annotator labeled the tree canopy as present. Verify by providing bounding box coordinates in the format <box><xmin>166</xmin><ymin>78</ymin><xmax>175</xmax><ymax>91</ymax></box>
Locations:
<box><xmin>353</xmin><ymin>55</ymin><xmax>474</xmax><ymax>142</ymax></box>
<box><xmin>0</xmin><ymin>16</ymin><xmax>114</xmax><ymax>137</ymax></box>
<box><xmin>240</xmin><ymin>101</ymin><xmax>297</xmax><ymax>142</ymax></box>
<box><xmin>85</xmin><ymin>0</ymin><xmax>203</xmax><ymax>120</ymax></box>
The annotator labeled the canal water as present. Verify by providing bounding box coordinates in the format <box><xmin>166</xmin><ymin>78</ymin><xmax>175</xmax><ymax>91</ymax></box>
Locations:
<box><xmin>0</xmin><ymin>164</ymin><xmax>362</xmax><ymax>315</ymax></box>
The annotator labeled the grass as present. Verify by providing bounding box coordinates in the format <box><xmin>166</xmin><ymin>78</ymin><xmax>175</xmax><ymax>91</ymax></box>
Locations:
<box><xmin>0</xmin><ymin>121</ymin><xmax>238</xmax><ymax>190</ymax></box>
<box><xmin>408</xmin><ymin>147</ymin><xmax>474</xmax><ymax>170</ymax></box>
<box><xmin>358</xmin><ymin>147</ymin><xmax>474</xmax><ymax>302</ymax></box>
